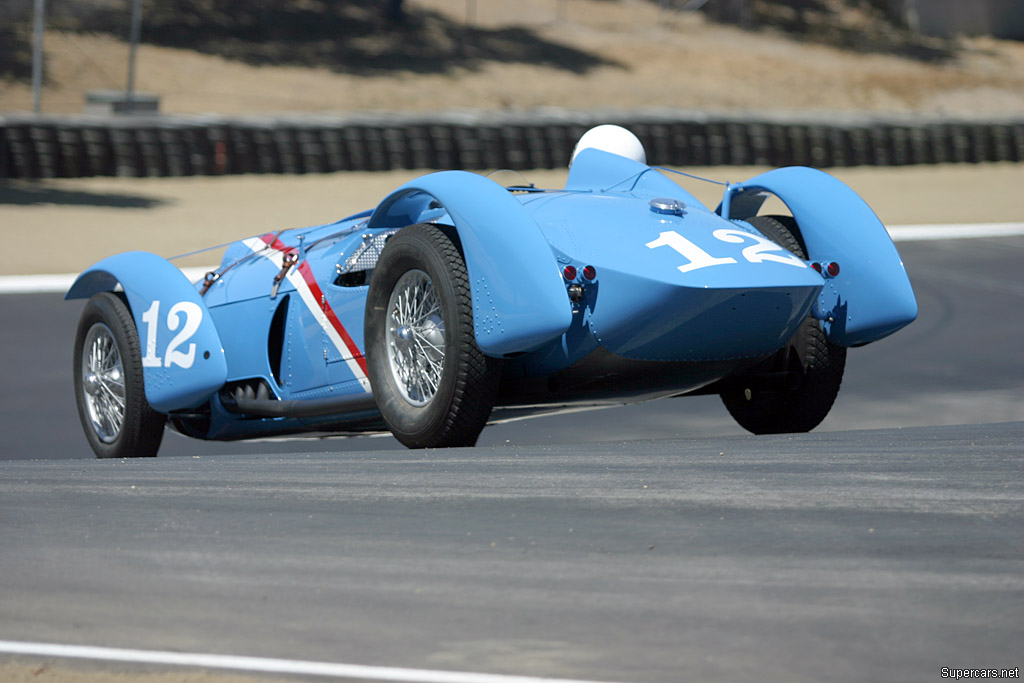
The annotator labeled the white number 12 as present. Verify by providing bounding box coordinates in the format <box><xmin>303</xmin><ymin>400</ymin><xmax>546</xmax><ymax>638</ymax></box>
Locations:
<box><xmin>646</xmin><ymin>229</ymin><xmax>807</xmax><ymax>274</ymax></box>
<box><xmin>645</xmin><ymin>231</ymin><xmax>737</xmax><ymax>273</ymax></box>
<box><xmin>140</xmin><ymin>300</ymin><xmax>203</xmax><ymax>369</ymax></box>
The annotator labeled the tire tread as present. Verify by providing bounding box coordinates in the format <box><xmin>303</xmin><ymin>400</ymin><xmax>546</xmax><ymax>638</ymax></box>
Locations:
<box><xmin>74</xmin><ymin>291</ymin><xmax>165</xmax><ymax>458</ymax></box>
<box><xmin>365</xmin><ymin>223</ymin><xmax>501</xmax><ymax>448</ymax></box>
<box><xmin>720</xmin><ymin>215</ymin><xmax>846</xmax><ymax>434</ymax></box>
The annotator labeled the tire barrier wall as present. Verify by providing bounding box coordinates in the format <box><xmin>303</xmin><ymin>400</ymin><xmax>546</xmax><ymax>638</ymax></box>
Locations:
<box><xmin>2</xmin><ymin>110</ymin><xmax>1022</xmax><ymax>178</ymax></box>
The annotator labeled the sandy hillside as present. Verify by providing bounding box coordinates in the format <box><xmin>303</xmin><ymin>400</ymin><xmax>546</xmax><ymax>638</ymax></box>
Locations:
<box><xmin>2</xmin><ymin>0</ymin><xmax>1024</xmax><ymax>117</ymax></box>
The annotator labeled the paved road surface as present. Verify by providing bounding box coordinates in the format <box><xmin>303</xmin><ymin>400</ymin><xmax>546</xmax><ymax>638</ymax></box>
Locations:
<box><xmin>0</xmin><ymin>236</ymin><xmax>1022</xmax><ymax>681</ymax></box>
<box><xmin>1</xmin><ymin>422</ymin><xmax>1022</xmax><ymax>682</ymax></box>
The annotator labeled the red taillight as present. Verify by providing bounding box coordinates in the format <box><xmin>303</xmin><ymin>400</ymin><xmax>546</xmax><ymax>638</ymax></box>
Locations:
<box><xmin>827</xmin><ymin>261</ymin><xmax>840</xmax><ymax>277</ymax></box>
<box><xmin>563</xmin><ymin>265</ymin><xmax>577</xmax><ymax>280</ymax></box>
<box><xmin>583</xmin><ymin>265</ymin><xmax>597</xmax><ymax>281</ymax></box>
<box><xmin>811</xmin><ymin>262</ymin><xmax>823</xmax><ymax>274</ymax></box>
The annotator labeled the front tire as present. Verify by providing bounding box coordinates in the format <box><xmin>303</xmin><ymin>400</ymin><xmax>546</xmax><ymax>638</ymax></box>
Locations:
<box><xmin>365</xmin><ymin>224</ymin><xmax>501</xmax><ymax>448</ymax></box>
<box><xmin>73</xmin><ymin>292</ymin><xmax>166</xmax><ymax>458</ymax></box>
<box><xmin>720</xmin><ymin>215</ymin><xmax>846</xmax><ymax>434</ymax></box>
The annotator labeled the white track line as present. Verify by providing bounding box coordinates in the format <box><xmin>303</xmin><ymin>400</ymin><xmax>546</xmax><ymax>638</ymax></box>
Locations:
<box><xmin>0</xmin><ymin>265</ymin><xmax>215</xmax><ymax>295</ymax></box>
<box><xmin>0</xmin><ymin>640</ymin><xmax>623</xmax><ymax>683</ymax></box>
<box><xmin>2</xmin><ymin>222</ymin><xmax>1023</xmax><ymax>295</ymax></box>
<box><xmin>886</xmin><ymin>222</ymin><xmax>1024</xmax><ymax>241</ymax></box>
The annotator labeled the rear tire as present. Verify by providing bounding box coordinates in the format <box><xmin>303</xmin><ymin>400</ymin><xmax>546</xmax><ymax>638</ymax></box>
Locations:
<box><xmin>720</xmin><ymin>215</ymin><xmax>846</xmax><ymax>434</ymax></box>
<box><xmin>73</xmin><ymin>292</ymin><xmax>165</xmax><ymax>458</ymax></box>
<box><xmin>364</xmin><ymin>224</ymin><xmax>501</xmax><ymax>448</ymax></box>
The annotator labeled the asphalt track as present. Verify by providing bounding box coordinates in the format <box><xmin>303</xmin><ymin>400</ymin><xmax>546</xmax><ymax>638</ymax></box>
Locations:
<box><xmin>2</xmin><ymin>235</ymin><xmax>1024</xmax><ymax>459</ymax></box>
<box><xmin>1</xmin><ymin>235</ymin><xmax>1023</xmax><ymax>682</ymax></box>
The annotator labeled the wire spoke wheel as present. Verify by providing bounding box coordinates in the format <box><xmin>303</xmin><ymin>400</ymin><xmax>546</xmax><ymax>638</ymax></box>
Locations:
<box><xmin>73</xmin><ymin>292</ymin><xmax>165</xmax><ymax>458</ymax></box>
<box><xmin>386</xmin><ymin>269</ymin><xmax>446</xmax><ymax>406</ymax></box>
<box><xmin>365</xmin><ymin>223</ymin><xmax>501</xmax><ymax>448</ymax></box>
<box><xmin>81</xmin><ymin>323</ymin><xmax>126</xmax><ymax>443</ymax></box>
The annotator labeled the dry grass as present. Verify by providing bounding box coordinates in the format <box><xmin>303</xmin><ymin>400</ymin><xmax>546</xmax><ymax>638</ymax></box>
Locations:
<box><xmin>1</xmin><ymin>0</ymin><xmax>1023</xmax><ymax>116</ymax></box>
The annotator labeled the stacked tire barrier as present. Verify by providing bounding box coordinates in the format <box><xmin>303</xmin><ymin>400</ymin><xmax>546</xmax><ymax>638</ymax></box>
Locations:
<box><xmin>2</xmin><ymin>109</ymin><xmax>1022</xmax><ymax>178</ymax></box>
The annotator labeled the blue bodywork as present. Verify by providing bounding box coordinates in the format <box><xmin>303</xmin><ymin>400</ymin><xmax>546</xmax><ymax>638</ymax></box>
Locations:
<box><xmin>720</xmin><ymin>166</ymin><xmax>918</xmax><ymax>346</ymax></box>
<box><xmin>67</xmin><ymin>149</ymin><xmax>916</xmax><ymax>440</ymax></box>
<box><xmin>66</xmin><ymin>251</ymin><xmax>228</xmax><ymax>413</ymax></box>
<box><xmin>368</xmin><ymin>171</ymin><xmax>571</xmax><ymax>356</ymax></box>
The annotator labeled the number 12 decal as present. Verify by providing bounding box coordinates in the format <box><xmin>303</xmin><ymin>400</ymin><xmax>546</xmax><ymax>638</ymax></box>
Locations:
<box><xmin>646</xmin><ymin>229</ymin><xmax>806</xmax><ymax>273</ymax></box>
<box><xmin>140</xmin><ymin>300</ymin><xmax>203</xmax><ymax>369</ymax></box>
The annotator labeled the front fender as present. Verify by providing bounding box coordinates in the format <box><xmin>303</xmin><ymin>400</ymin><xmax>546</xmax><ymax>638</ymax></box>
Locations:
<box><xmin>720</xmin><ymin>167</ymin><xmax>918</xmax><ymax>346</ymax></box>
<box><xmin>66</xmin><ymin>252</ymin><xmax>228</xmax><ymax>412</ymax></box>
<box><xmin>368</xmin><ymin>171</ymin><xmax>571</xmax><ymax>356</ymax></box>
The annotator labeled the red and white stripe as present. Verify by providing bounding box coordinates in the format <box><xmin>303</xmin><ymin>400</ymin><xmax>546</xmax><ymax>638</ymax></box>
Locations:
<box><xmin>243</xmin><ymin>234</ymin><xmax>370</xmax><ymax>392</ymax></box>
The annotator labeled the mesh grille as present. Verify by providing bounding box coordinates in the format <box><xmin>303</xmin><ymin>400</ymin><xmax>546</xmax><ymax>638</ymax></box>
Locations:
<box><xmin>338</xmin><ymin>230</ymin><xmax>399</xmax><ymax>274</ymax></box>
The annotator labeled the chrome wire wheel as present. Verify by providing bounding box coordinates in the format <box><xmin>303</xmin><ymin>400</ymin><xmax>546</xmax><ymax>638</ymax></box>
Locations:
<box><xmin>81</xmin><ymin>322</ymin><xmax>126</xmax><ymax>443</ymax></box>
<box><xmin>74</xmin><ymin>292</ymin><xmax>165</xmax><ymax>458</ymax></box>
<box><xmin>365</xmin><ymin>224</ymin><xmax>501</xmax><ymax>448</ymax></box>
<box><xmin>385</xmin><ymin>269</ymin><xmax>446</xmax><ymax>406</ymax></box>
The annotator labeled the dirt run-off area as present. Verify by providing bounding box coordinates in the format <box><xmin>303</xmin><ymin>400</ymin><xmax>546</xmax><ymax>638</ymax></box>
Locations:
<box><xmin>2</xmin><ymin>0</ymin><xmax>1024</xmax><ymax>117</ymax></box>
<box><xmin>1</xmin><ymin>162</ymin><xmax>1022</xmax><ymax>275</ymax></box>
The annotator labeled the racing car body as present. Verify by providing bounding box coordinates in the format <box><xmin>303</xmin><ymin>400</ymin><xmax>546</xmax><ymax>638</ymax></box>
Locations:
<box><xmin>67</xmin><ymin>130</ymin><xmax>917</xmax><ymax>457</ymax></box>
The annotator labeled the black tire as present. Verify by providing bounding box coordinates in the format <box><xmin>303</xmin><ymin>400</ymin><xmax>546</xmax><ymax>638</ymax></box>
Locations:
<box><xmin>73</xmin><ymin>292</ymin><xmax>166</xmax><ymax>458</ymax></box>
<box><xmin>364</xmin><ymin>224</ymin><xmax>501</xmax><ymax>448</ymax></box>
<box><xmin>720</xmin><ymin>215</ymin><xmax>847</xmax><ymax>434</ymax></box>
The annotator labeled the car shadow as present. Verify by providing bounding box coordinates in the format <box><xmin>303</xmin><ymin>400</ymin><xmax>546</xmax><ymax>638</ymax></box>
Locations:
<box><xmin>0</xmin><ymin>182</ymin><xmax>168</xmax><ymax>208</ymax></box>
<box><xmin>42</xmin><ymin>2</ymin><xmax>620</xmax><ymax>76</ymax></box>
<box><xmin>699</xmin><ymin>0</ymin><xmax>957</xmax><ymax>63</ymax></box>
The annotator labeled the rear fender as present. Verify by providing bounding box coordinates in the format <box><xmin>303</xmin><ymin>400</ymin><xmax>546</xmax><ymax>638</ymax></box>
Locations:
<box><xmin>66</xmin><ymin>251</ymin><xmax>228</xmax><ymax>412</ymax></box>
<box><xmin>719</xmin><ymin>167</ymin><xmax>917</xmax><ymax>346</ymax></box>
<box><xmin>368</xmin><ymin>171</ymin><xmax>571</xmax><ymax>356</ymax></box>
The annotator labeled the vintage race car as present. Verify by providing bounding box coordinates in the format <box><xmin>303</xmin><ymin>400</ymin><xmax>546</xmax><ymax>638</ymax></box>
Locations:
<box><xmin>67</xmin><ymin>125</ymin><xmax>917</xmax><ymax>458</ymax></box>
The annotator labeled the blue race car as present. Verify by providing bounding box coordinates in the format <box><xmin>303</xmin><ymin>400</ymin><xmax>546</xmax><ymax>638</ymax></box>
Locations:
<box><xmin>68</xmin><ymin>125</ymin><xmax>917</xmax><ymax>457</ymax></box>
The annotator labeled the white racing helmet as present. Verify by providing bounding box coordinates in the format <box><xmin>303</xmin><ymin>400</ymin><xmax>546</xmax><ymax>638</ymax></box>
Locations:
<box><xmin>569</xmin><ymin>124</ymin><xmax>647</xmax><ymax>167</ymax></box>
